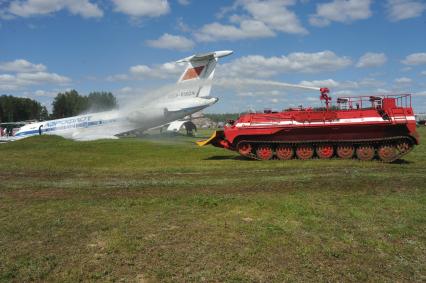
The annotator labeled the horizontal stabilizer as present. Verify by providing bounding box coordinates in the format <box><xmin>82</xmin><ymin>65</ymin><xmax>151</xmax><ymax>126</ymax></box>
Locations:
<box><xmin>176</xmin><ymin>50</ymin><xmax>233</xmax><ymax>63</ymax></box>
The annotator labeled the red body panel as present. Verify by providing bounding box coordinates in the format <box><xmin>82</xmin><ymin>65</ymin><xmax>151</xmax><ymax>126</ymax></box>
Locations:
<box><xmin>223</xmin><ymin>94</ymin><xmax>419</xmax><ymax>146</ymax></box>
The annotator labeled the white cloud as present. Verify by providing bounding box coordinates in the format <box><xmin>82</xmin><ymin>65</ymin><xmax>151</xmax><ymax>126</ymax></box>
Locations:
<box><xmin>339</xmin><ymin>80</ymin><xmax>360</xmax><ymax>89</ymax></box>
<box><xmin>421</xmin><ymin>71</ymin><xmax>426</xmax><ymax>76</ymax></box>
<box><xmin>0</xmin><ymin>74</ymin><xmax>19</xmax><ymax>90</ymax></box>
<box><xmin>195</xmin><ymin>20</ymin><xmax>275</xmax><ymax>42</ymax></box>
<box><xmin>17</xmin><ymin>72</ymin><xmax>70</xmax><ymax>84</ymax></box>
<box><xmin>386</xmin><ymin>0</ymin><xmax>426</xmax><ymax>21</ymax></box>
<box><xmin>176</xmin><ymin>18</ymin><xmax>190</xmax><ymax>32</ymax></box>
<box><xmin>308</xmin><ymin>16</ymin><xmax>331</xmax><ymax>27</ymax></box>
<box><xmin>0</xmin><ymin>59</ymin><xmax>46</xmax><ymax>73</ymax></box>
<box><xmin>0</xmin><ymin>72</ymin><xmax>71</xmax><ymax>91</ymax></box>
<box><xmin>177</xmin><ymin>0</ymin><xmax>190</xmax><ymax>5</ymax></box>
<box><xmin>236</xmin><ymin>90</ymin><xmax>283</xmax><ymax>97</ymax></box>
<box><xmin>240</xmin><ymin>0</ymin><xmax>308</xmax><ymax>35</ymax></box>
<box><xmin>356</xmin><ymin>52</ymin><xmax>388</xmax><ymax>68</ymax></box>
<box><xmin>34</xmin><ymin>89</ymin><xmax>58</xmax><ymax>97</ymax></box>
<box><xmin>299</xmin><ymin>78</ymin><xmax>384</xmax><ymax>90</ymax></box>
<box><xmin>195</xmin><ymin>0</ymin><xmax>307</xmax><ymax>42</ymax></box>
<box><xmin>146</xmin><ymin>33</ymin><xmax>194</xmax><ymax>51</ymax></box>
<box><xmin>333</xmin><ymin>90</ymin><xmax>356</xmax><ymax>96</ymax></box>
<box><xmin>414</xmin><ymin>91</ymin><xmax>426</xmax><ymax>96</ymax></box>
<box><xmin>129</xmin><ymin>65</ymin><xmax>151</xmax><ymax>75</ymax></box>
<box><xmin>106</xmin><ymin>74</ymin><xmax>129</xmax><ymax>82</ymax></box>
<box><xmin>358</xmin><ymin>78</ymin><xmax>386</xmax><ymax>88</ymax></box>
<box><xmin>107</xmin><ymin>61</ymin><xmax>185</xmax><ymax>82</ymax></box>
<box><xmin>0</xmin><ymin>59</ymin><xmax>71</xmax><ymax>92</ymax></box>
<box><xmin>306</xmin><ymin>96</ymin><xmax>319</xmax><ymax>102</ymax></box>
<box><xmin>118</xmin><ymin>86</ymin><xmax>133</xmax><ymax>94</ymax></box>
<box><xmin>402</xmin><ymin>53</ymin><xmax>426</xmax><ymax>65</ymax></box>
<box><xmin>395</xmin><ymin>77</ymin><xmax>412</xmax><ymax>84</ymax></box>
<box><xmin>112</xmin><ymin>0</ymin><xmax>170</xmax><ymax>17</ymax></box>
<box><xmin>7</xmin><ymin>0</ymin><xmax>103</xmax><ymax>18</ymax></box>
<box><xmin>309</xmin><ymin>0</ymin><xmax>372</xmax><ymax>27</ymax></box>
<box><xmin>220</xmin><ymin>51</ymin><xmax>352</xmax><ymax>78</ymax></box>
<box><xmin>114</xmin><ymin>86</ymin><xmax>137</xmax><ymax>98</ymax></box>
<box><xmin>375</xmin><ymin>88</ymin><xmax>392</xmax><ymax>94</ymax></box>
<box><xmin>129</xmin><ymin>62</ymin><xmax>184</xmax><ymax>79</ymax></box>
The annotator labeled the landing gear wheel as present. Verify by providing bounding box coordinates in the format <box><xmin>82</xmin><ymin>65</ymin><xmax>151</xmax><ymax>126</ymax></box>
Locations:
<box><xmin>378</xmin><ymin>145</ymin><xmax>397</xmax><ymax>162</ymax></box>
<box><xmin>237</xmin><ymin>142</ymin><xmax>252</xmax><ymax>156</ymax></box>
<box><xmin>256</xmin><ymin>145</ymin><xmax>273</xmax><ymax>160</ymax></box>
<box><xmin>356</xmin><ymin>145</ymin><xmax>375</xmax><ymax>161</ymax></box>
<box><xmin>276</xmin><ymin>145</ymin><xmax>294</xmax><ymax>160</ymax></box>
<box><xmin>336</xmin><ymin>145</ymin><xmax>355</xmax><ymax>159</ymax></box>
<box><xmin>316</xmin><ymin>144</ymin><xmax>334</xmax><ymax>159</ymax></box>
<box><xmin>296</xmin><ymin>145</ymin><xmax>314</xmax><ymax>160</ymax></box>
<box><xmin>396</xmin><ymin>141</ymin><xmax>411</xmax><ymax>154</ymax></box>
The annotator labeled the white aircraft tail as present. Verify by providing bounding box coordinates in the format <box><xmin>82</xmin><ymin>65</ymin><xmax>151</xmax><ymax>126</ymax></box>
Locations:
<box><xmin>176</xmin><ymin>50</ymin><xmax>233</xmax><ymax>97</ymax></box>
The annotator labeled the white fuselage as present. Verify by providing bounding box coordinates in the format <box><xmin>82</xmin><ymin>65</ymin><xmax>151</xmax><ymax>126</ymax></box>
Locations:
<box><xmin>14</xmin><ymin>96</ymin><xmax>218</xmax><ymax>141</ymax></box>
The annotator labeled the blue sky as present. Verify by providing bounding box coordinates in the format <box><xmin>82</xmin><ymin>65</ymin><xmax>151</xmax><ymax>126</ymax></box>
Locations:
<box><xmin>0</xmin><ymin>0</ymin><xmax>425</xmax><ymax>113</ymax></box>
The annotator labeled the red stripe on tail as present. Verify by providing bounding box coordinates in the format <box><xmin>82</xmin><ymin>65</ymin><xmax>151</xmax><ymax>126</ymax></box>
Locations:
<box><xmin>182</xmin><ymin>66</ymin><xmax>204</xmax><ymax>81</ymax></box>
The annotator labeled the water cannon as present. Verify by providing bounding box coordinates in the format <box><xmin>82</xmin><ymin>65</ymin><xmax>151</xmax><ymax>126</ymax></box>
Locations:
<box><xmin>320</xmin><ymin>87</ymin><xmax>331</xmax><ymax>110</ymax></box>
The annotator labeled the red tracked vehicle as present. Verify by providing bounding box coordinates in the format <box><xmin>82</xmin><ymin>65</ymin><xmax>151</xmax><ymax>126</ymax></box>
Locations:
<box><xmin>197</xmin><ymin>89</ymin><xmax>419</xmax><ymax>162</ymax></box>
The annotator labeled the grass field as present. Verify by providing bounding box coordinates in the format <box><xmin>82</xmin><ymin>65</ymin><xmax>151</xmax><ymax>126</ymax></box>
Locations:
<box><xmin>1</xmin><ymin>128</ymin><xmax>426</xmax><ymax>282</ymax></box>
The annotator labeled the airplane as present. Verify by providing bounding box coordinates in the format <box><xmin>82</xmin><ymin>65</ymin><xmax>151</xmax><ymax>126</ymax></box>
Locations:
<box><xmin>10</xmin><ymin>50</ymin><xmax>233</xmax><ymax>141</ymax></box>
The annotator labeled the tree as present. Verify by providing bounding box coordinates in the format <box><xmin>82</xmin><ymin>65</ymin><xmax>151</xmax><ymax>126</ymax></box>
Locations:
<box><xmin>87</xmin><ymin>91</ymin><xmax>117</xmax><ymax>112</ymax></box>
<box><xmin>51</xmin><ymin>90</ymin><xmax>88</xmax><ymax>119</ymax></box>
<box><xmin>0</xmin><ymin>95</ymin><xmax>46</xmax><ymax>122</ymax></box>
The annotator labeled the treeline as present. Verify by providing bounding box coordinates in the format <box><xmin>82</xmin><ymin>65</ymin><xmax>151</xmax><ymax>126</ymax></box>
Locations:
<box><xmin>52</xmin><ymin>90</ymin><xmax>117</xmax><ymax>119</ymax></box>
<box><xmin>204</xmin><ymin>113</ymin><xmax>241</xmax><ymax>123</ymax></box>
<box><xmin>0</xmin><ymin>90</ymin><xmax>117</xmax><ymax>123</ymax></box>
<box><xmin>0</xmin><ymin>96</ymin><xmax>48</xmax><ymax>123</ymax></box>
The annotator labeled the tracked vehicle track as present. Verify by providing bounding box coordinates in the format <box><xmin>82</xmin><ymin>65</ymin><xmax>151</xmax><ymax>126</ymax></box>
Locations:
<box><xmin>236</xmin><ymin>136</ymin><xmax>415</xmax><ymax>162</ymax></box>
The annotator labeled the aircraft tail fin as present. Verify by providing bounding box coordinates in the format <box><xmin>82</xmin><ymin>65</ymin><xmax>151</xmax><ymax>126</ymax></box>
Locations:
<box><xmin>176</xmin><ymin>50</ymin><xmax>233</xmax><ymax>97</ymax></box>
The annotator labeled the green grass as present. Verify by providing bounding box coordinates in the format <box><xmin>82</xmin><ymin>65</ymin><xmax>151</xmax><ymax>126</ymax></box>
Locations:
<box><xmin>1</xmin><ymin>128</ymin><xmax>426</xmax><ymax>282</ymax></box>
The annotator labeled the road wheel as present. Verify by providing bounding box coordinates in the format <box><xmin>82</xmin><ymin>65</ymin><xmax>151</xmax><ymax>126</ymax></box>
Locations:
<box><xmin>377</xmin><ymin>145</ymin><xmax>397</xmax><ymax>162</ymax></box>
<box><xmin>336</xmin><ymin>145</ymin><xmax>355</xmax><ymax>159</ymax></box>
<box><xmin>296</xmin><ymin>145</ymin><xmax>314</xmax><ymax>160</ymax></box>
<box><xmin>316</xmin><ymin>144</ymin><xmax>334</xmax><ymax>159</ymax></box>
<box><xmin>276</xmin><ymin>145</ymin><xmax>294</xmax><ymax>160</ymax></box>
<box><xmin>396</xmin><ymin>141</ymin><xmax>411</xmax><ymax>154</ymax></box>
<box><xmin>256</xmin><ymin>145</ymin><xmax>273</xmax><ymax>160</ymax></box>
<box><xmin>356</xmin><ymin>145</ymin><xmax>375</xmax><ymax>161</ymax></box>
<box><xmin>237</xmin><ymin>142</ymin><xmax>252</xmax><ymax>156</ymax></box>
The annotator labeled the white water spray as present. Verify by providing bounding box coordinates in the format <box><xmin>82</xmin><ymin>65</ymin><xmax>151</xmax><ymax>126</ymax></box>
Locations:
<box><xmin>214</xmin><ymin>78</ymin><xmax>321</xmax><ymax>92</ymax></box>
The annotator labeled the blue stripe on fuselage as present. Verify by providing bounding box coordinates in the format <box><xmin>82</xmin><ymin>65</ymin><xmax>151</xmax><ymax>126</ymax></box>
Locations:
<box><xmin>15</xmin><ymin>118</ymin><xmax>117</xmax><ymax>137</ymax></box>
